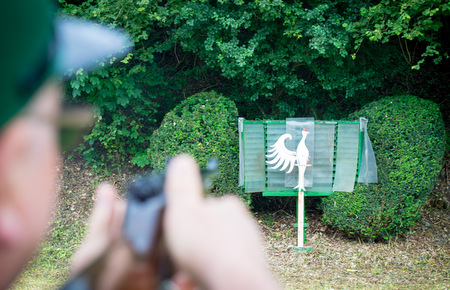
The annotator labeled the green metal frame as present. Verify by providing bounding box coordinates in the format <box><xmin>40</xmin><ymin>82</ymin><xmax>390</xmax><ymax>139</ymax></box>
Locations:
<box><xmin>241</xmin><ymin>119</ymin><xmax>363</xmax><ymax>196</ymax></box>
<box><xmin>240</xmin><ymin>118</ymin><xmax>364</xmax><ymax>248</ymax></box>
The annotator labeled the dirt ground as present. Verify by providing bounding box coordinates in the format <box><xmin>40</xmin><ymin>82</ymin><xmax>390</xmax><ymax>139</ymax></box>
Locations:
<box><xmin>11</xmin><ymin>153</ymin><xmax>450</xmax><ymax>289</ymax></box>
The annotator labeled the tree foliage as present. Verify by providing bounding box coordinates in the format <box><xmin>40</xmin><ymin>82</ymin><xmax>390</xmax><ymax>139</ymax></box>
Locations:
<box><xmin>59</xmin><ymin>0</ymin><xmax>192</xmax><ymax>169</ymax></box>
<box><xmin>348</xmin><ymin>0</ymin><xmax>450</xmax><ymax>69</ymax></box>
<box><xmin>163</xmin><ymin>0</ymin><xmax>407</xmax><ymax>118</ymax></box>
<box><xmin>58</xmin><ymin>0</ymin><xmax>448</xmax><ymax>170</ymax></box>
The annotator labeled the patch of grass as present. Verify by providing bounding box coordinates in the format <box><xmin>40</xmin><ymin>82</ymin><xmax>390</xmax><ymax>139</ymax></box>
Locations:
<box><xmin>373</xmin><ymin>267</ymin><xmax>382</xmax><ymax>275</ymax></box>
<box><xmin>12</xmin><ymin>218</ymin><xmax>87</xmax><ymax>289</ymax></box>
<box><xmin>35</xmin><ymin>219</ymin><xmax>86</xmax><ymax>270</ymax></box>
<box><xmin>12</xmin><ymin>154</ymin><xmax>132</xmax><ymax>288</ymax></box>
<box><xmin>11</xmin><ymin>268</ymin><xmax>68</xmax><ymax>289</ymax></box>
<box><xmin>259</xmin><ymin>213</ymin><xmax>276</xmax><ymax>227</ymax></box>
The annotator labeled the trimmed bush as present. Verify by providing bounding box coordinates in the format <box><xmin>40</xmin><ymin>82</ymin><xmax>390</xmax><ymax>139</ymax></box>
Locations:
<box><xmin>148</xmin><ymin>92</ymin><xmax>248</xmax><ymax>203</ymax></box>
<box><xmin>322</xmin><ymin>95</ymin><xmax>445</xmax><ymax>240</ymax></box>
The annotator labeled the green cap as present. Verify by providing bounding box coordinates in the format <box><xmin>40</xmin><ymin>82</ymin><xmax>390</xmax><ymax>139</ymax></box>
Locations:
<box><xmin>0</xmin><ymin>0</ymin><xmax>131</xmax><ymax>128</ymax></box>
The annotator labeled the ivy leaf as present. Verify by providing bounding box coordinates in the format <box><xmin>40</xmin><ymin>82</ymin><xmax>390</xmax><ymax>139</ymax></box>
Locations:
<box><xmin>131</xmin><ymin>153</ymin><xmax>151</xmax><ymax>167</ymax></box>
<box><xmin>117</xmin><ymin>96</ymin><xmax>130</xmax><ymax>107</ymax></box>
<box><xmin>90</xmin><ymin>77</ymin><xmax>100</xmax><ymax>86</ymax></box>
<box><xmin>71</xmin><ymin>79</ymin><xmax>81</xmax><ymax>90</ymax></box>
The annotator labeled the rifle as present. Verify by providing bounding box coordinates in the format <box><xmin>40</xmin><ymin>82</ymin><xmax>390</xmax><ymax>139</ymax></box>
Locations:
<box><xmin>62</xmin><ymin>159</ymin><xmax>218</xmax><ymax>290</ymax></box>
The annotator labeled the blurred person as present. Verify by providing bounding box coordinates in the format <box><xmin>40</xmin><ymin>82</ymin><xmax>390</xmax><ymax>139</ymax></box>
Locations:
<box><xmin>0</xmin><ymin>0</ymin><xmax>130</xmax><ymax>287</ymax></box>
<box><xmin>0</xmin><ymin>0</ymin><xmax>279</xmax><ymax>289</ymax></box>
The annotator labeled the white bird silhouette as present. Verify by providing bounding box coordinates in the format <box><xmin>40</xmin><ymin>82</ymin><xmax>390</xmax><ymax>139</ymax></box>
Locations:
<box><xmin>266</xmin><ymin>129</ymin><xmax>310</xmax><ymax>191</ymax></box>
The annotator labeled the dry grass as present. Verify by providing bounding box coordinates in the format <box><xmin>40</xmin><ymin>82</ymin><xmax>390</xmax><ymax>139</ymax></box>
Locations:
<box><xmin>259</xmin><ymin>207</ymin><xmax>449</xmax><ymax>289</ymax></box>
<box><xmin>10</xmin><ymin>269</ymin><xmax>68</xmax><ymax>290</ymax></box>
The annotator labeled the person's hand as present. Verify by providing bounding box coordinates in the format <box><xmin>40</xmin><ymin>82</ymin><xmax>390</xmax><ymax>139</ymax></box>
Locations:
<box><xmin>70</xmin><ymin>154</ymin><xmax>279</xmax><ymax>290</ymax></box>
<box><xmin>164</xmin><ymin>155</ymin><xmax>279</xmax><ymax>290</ymax></box>
<box><xmin>70</xmin><ymin>184</ymin><xmax>156</xmax><ymax>290</ymax></box>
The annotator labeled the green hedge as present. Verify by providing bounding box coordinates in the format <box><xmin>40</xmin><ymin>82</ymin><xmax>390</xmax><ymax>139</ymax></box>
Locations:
<box><xmin>148</xmin><ymin>92</ymin><xmax>248</xmax><ymax>203</ymax></box>
<box><xmin>322</xmin><ymin>95</ymin><xmax>445</xmax><ymax>240</ymax></box>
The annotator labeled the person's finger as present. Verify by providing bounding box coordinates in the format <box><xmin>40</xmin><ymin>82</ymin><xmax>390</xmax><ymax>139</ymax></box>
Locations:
<box><xmin>71</xmin><ymin>183</ymin><xmax>117</xmax><ymax>275</ymax></box>
<box><xmin>171</xmin><ymin>271</ymin><xmax>197</xmax><ymax>290</ymax></box>
<box><xmin>109</xmin><ymin>197</ymin><xmax>126</xmax><ymax>241</ymax></box>
<box><xmin>165</xmin><ymin>155</ymin><xmax>203</xmax><ymax>208</ymax></box>
<box><xmin>88</xmin><ymin>183</ymin><xmax>117</xmax><ymax>235</ymax></box>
